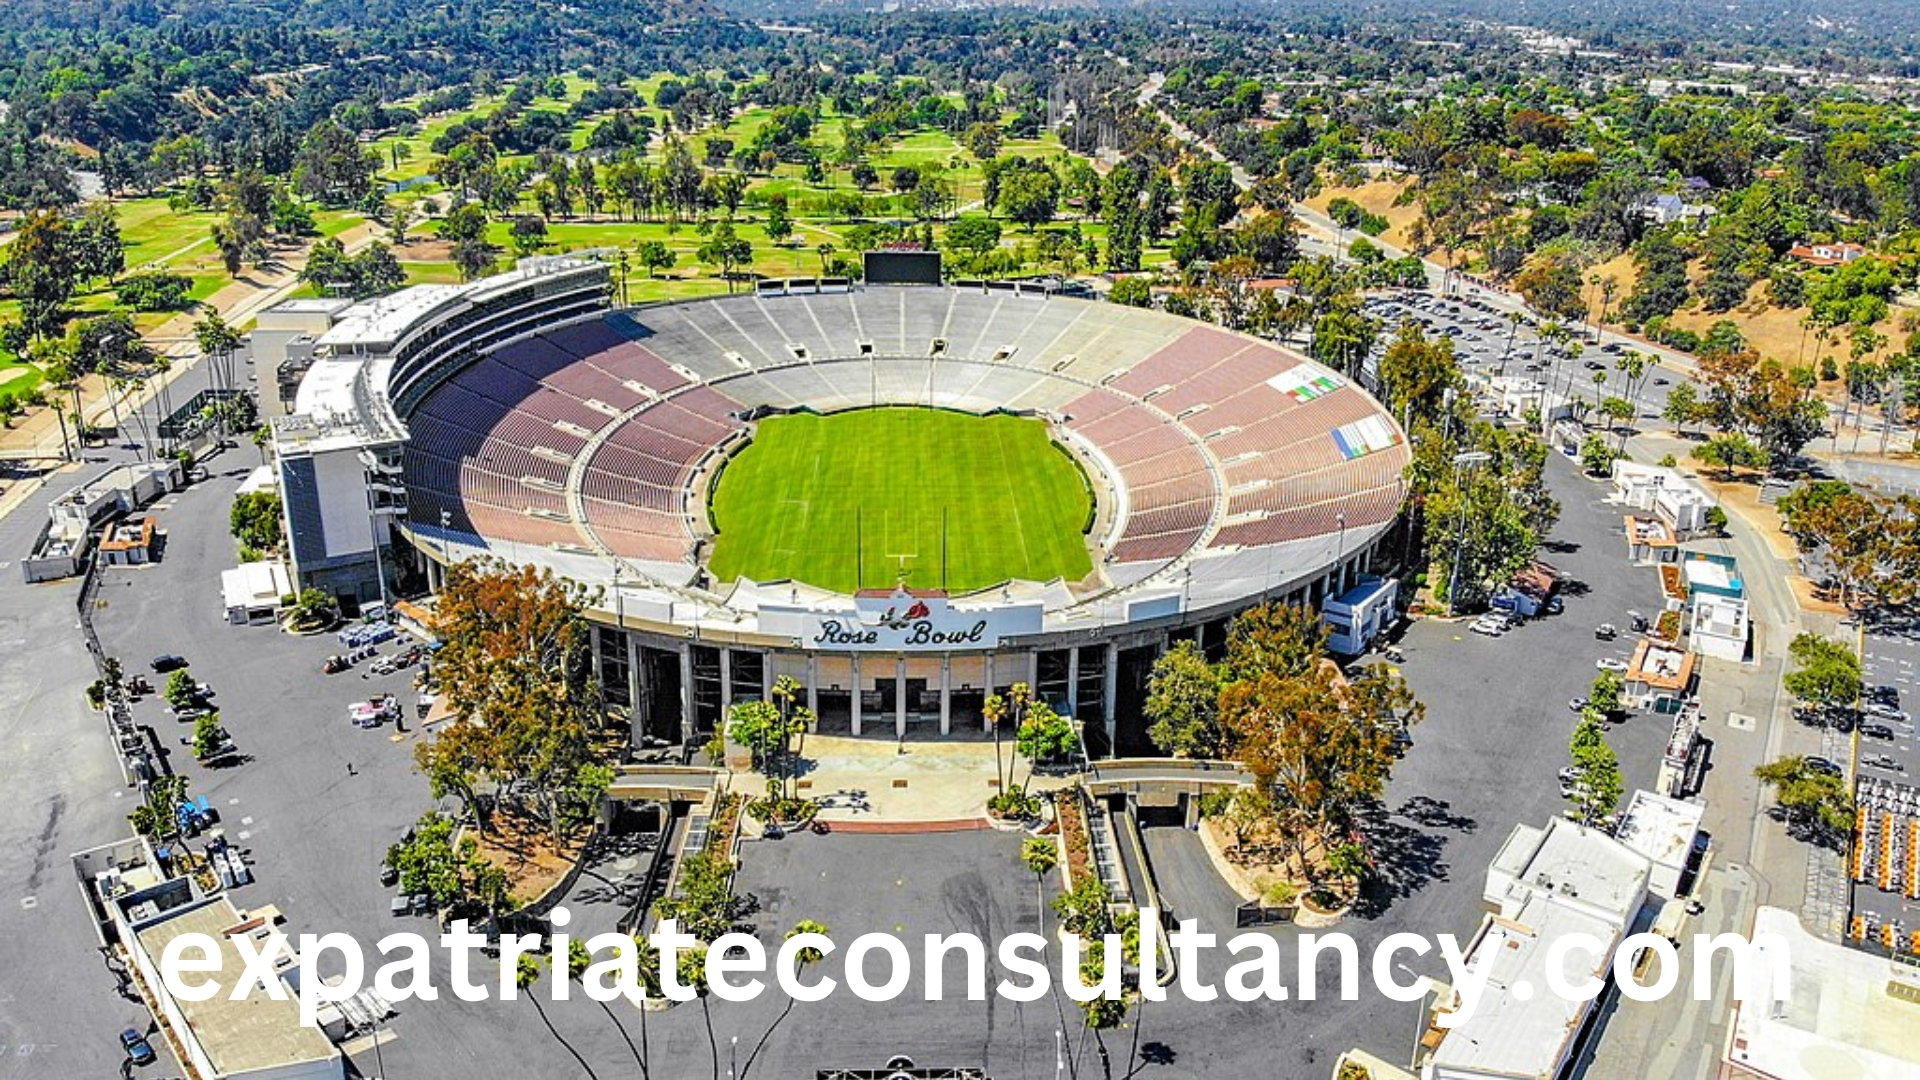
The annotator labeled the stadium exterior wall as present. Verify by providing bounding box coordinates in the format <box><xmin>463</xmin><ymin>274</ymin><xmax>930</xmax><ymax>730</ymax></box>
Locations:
<box><xmin>278</xmin><ymin>269</ymin><xmax>1407</xmax><ymax>755</ymax></box>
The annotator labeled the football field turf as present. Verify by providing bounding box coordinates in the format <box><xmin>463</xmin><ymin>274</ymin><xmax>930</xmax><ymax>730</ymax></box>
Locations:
<box><xmin>707</xmin><ymin>408</ymin><xmax>1094</xmax><ymax>593</ymax></box>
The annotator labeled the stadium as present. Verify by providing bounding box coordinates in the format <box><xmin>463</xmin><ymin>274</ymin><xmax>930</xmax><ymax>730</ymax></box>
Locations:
<box><xmin>270</xmin><ymin>255</ymin><xmax>1410</xmax><ymax>755</ymax></box>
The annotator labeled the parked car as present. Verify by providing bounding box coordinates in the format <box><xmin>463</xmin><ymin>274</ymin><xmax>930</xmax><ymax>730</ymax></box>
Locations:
<box><xmin>380</xmin><ymin>863</ymin><xmax>400</xmax><ymax>887</ymax></box>
<box><xmin>1862</xmin><ymin>724</ymin><xmax>1895</xmax><ymax>741</ymax></box>
<box><xmin>1864</xmin><ymin>754</ymin><xmax>1905</xmax><ymax>772</ymax></box>
<box><xmin>1568</xmin><ymin>697</ymin><xmax>1591</xmax><ymax>712</ymax></box>
<box><xmin>1594</xmin><ymin>624</ymin><xmax>1618</xmax><ymax>640</ymax></box>
<box><xmin>323</xmin><ymin>655</ymin><xmax>351</xmax><ymax>674</ymax></box>
<box><xmin>149</xmin><ymin>654</ymin><xmax>187</xmax><ymax>673</ymax></box>
<box><xmin>1596</xmin><ymin>658</ymin><xmax>1630</xmax><ymax>673</ymax></box>
<box><xmin>120</xmin><ymin>1028</ymin><xmax>156</xmax><ymax>1067</ymax></box>
<box><xmin>1470</xmin><ymin>619</ymin><xmax>1506</xmax><ymax>636</ymax></box>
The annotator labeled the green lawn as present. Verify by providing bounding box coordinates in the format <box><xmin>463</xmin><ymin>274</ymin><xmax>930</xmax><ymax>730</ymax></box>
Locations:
<box><xmin>707</xmin><ymin>408</ymin><xmax>1093</xmax><ymax>594</ymax></box>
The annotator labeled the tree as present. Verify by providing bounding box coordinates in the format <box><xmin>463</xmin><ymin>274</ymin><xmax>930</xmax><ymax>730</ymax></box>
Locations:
<box><xmin>510</xmin><ymin>215</ymin><xmax>549</xmax><ymax>255</ymax></box>
<box><xmin>737</xmin><ymin>920</ymin><xmax>830</xmax><ymax>1080</ymax></box>
<box><xmin>764</xmin><ymin>195</ymin><xmax>792</xmax><ymax>243</ymax></box>
<box><xmin>1662</xmin><ymin>381</ymin><xmax>1700</xmax><ymax>435</ymax></box>
<box><xmin>192</xmin><ymin>713</ymin><xmax>229</xmax><ymax>760</ymax></box>
<box><xmin>696</xmin><ymin>221</ymin><xmax>752</xmax><ymax>289</ymax></box>
<box><xmin>72</xmin><ymin>203</ymin><xmax>126</xmax><ymax>285</ymax></box>
<box><xmin>1589</xmin><ymin>670</ymin><xmax>1624</xmax><ymax>715</ymax></box>
<box><xmin>1216</xmin><ymin>604</ymin><xmax>1422</xmax><ymax>885</ymax></box>
<box><xmin>998</xmin><ymin>166</ymin><xmax>1061</xmax><ymax>232</ymax></box>
<box><xmin>1236</xmin><ymin>210</ymin><xmax>1299</xmax><ymax>274</ymax></box>
<box><xmin>1783</xmin><ymin>632</ymin><xmax>1861</xmax><ymax>707</ymax></box>
<box><xmin>1421</xmin><ymin>423</ymin><xmax>1559</xmax><ymax>611</ymax></box>
<box><xmin>284</xmin><ymin>588</ymin><xmax>338</xmax><ymax>632</ymax></box>
<box><xmin>1378</xmin><ymin>322</ymin><xmax>1464</xmax><ymax>428</ymax></box>
<box><xmin>1015</xmin><ymin>700</ymin><xmax>1078</xmax><ymax>786</ymax></box>
<box><xmin>1513</xmin><ymin>251</ymin><xmax>1586</xmax><ymax>322</ymax></box>
<box><xmin>211</xmin><ymin>209</ymin><xmax>267</xmax><ymax>277</ymax></box>
<box><xmin>1693</xmin><ymin>433</ymin><xmax>1767</xmax><ymax>480</ymax></box>
<box><xmin>1109</xmin><ymin>277</ymin><xmax>1152</xmax><ymax>307</ymax></box>
<box><xmin>1144</xmin><ymin>640</ymin><xmax>1228</xmax><ymax>758</ymax></box>
<box><xmin>2</xmin><ymin>210</ymin><xmax>79</xmax><ymax>339</ymax></box>
<box><xmin>451</xmin><ymin>238</ymin><xmax>502</xmax><ymax>282</ymax></box>
<box><xmin>982</xmin><ymin>682</ymin><xmax>1034</xmax><ymax>792</ymax></box>
<box><xmin>943</xmin><ymin>216</ymin><xmax>1003</xmax><ymax>271</ymax></box>
<box><xmin>128</xmin><ymin>775</ymin><xmax>189</xmax><ymax>840</ymax></box>
<box><xmin>1568</xmin><ymin>711</ymin><xmax>1623</xmax><ymax>825</ymax></box>
<box><xmin>116</xmin><ymin>272</ymin><xmax>195</xmax><ymax>312</ymax></box>
<box><xmin>230</xmin><ymin>490</ymin><xmax>284</xmax><ymax>553</ymax></box>
<box><xmin>413</xmin><ymin>560</ymin><xmax>607</xmax><ymax>839</ymax></box>
<box><xmin>1579</xmin><ymin>432</ymin><xmax>1619</xmax><ymax>476</ymax></box>
<box><xmin>1755</xmin><ymin>756</ymin><xmax>1856</xmax><ymax>838</ymax></box>
<box><xmin>294</xmin><ymin>121</ymin><xmax>380</xmax><ymax>207</ymax></box>
<box><xmin>637</xmin><ymin>240</ymin><xmax>676</xmax><ymax>278</ymax></box>
<box><xmin>164</xmin><ymin>669</ymin><xmax>200</xmax><ymax>710</ymax></box>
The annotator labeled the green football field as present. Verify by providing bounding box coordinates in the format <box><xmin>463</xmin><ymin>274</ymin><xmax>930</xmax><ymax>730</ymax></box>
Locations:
<box><xmin>707</xmin><ymin>408</ymin><xmax>1094</xmax><ymax>594</ymax></box>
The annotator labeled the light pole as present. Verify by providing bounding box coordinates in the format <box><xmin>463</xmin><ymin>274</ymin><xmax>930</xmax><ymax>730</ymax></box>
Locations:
<box><xmin>1445</xmin><ymin>451</ymin><xmax>1491</xmax><ymax>617</ymax></box>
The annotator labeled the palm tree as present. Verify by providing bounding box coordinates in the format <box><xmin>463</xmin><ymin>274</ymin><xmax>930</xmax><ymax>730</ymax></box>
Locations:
<box><xmin>816</xmin><ymin>243</ymin><xmax>835</xmax><ymax>277</ymax></box>
<box><xmin>120</xmin><ymin>375</ymin><xmax>155</xmax><ymax>459</ymax></box>
<box><xmin>738</xmin><ymin>920</ymin><xmax>829</xmax><ymax>1079</ymax></box>
<box><xmin>1021</xmin><ymin>837</ymin><xmax>1058</xmax><ymax>930</ymax></box>
<box><xmin>31</xmin><ymin>339</ymin><xmax>78</xmax><ymax>459</ymax></box>
<box><xmin>517</xmin><ymin>954</ymin><xmax>603</xmax><ymax>1080</ymax></box>
<box><xmin>193</xmin><ymin>313</ymin><xmax>243</xmax><ymax>423</ymax></box>
<box><xmin>151</xmin><ymin>353</ymin><xmax>175</xmax><ymax>453</ymax></box>
<box><xmin>1079</xmin><ymin>951</ymin><xmax>1131</xmax><ymax>1080</ymax></box>
<box><xmin>679</xmin><ymin>946</ymin><xmax>720</xmax><ymax>1080</ymax></box>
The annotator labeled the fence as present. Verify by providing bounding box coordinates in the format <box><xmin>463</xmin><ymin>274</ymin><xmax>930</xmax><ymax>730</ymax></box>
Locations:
<box><xmin>1234</xmin><ymin>901</ymin><xmax>1298</xmax><ymax>928</ymax></box>
<box><xmin>76</xmin><ymin>542</ymin><xmax>141</xmax><ymax>787</ymax></box>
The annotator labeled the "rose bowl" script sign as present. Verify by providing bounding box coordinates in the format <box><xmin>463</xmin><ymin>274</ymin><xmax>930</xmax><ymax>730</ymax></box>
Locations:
<box><xmin>757</xmin><ymin>588</ymin><xmax>1044</xmax><ymax>652</ymax></box>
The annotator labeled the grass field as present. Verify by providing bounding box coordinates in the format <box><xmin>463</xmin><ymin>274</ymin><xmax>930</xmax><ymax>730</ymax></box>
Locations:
<box><xmin>707</xmin><ymin>408</ymin><xmax>1093</xmax><ymax>593</ymax></box>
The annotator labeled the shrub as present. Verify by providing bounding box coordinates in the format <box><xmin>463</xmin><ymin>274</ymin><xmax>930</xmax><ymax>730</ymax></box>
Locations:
<box><xmin>116</xmin><ymin>272</ymin><xmax>196</xmax><ymax>312</ymax></box>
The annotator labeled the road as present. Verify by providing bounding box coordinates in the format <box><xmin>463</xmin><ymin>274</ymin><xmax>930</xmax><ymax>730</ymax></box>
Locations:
<box><xmin>1136</xmin><ymin>73</ymin><xmax>1703</xmax><ymax>382</ymax></box>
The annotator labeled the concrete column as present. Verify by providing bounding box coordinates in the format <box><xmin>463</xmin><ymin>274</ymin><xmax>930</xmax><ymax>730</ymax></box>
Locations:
<box><xmin>626</xmin><ymin>633</ymin><xmax>642</xmax><ymax>739</ymax></box>
<box><xmin>894</xmin><ymin>655</ymin><xmax>907</xmax><ymax>739</ymax></box>
<box><xmin>1102</xmin><ymin>642</ymin><xmax>1118</xmax><ymax>757</ymax></box>
<box><xmin>719</xmin><ymin>648</ymin><xmax>734</xmax><ymax>712</ymax></box>
<box><xmin>983</xmin><ymin>654</ymin><xmax>996</xmax><ymax>733</ymax></box>
<box><xmin>1066</xmin><ymin>646</ymin><xmax>1081</xmax><ymax>719</ymax></box>
<box><xmin>762</xmin><ymin>653</ymin><xmax>773</xmax><ymax>702</ymax></box>
<box><xmin>677</xmin><ymin>643</ymin><xmax>694</xmax><ymax>744</ymax></box>
<box><xmin>850</xmin><ymin>654</ymin><xmax>863</xmax><ymax>736</ymax></box>
<box><xmin>939</xmin><ymin>655</ymin><xmax>952</xmax><ymax>735</ymax></box>
<box><xmin>1027</xmin><ymin>651</ymin><xmax>1038</xmax><ymax>690</ymax></box>
<box><xmin>805</xmin><ymin>655</ymin><xmax>819</xmax><ymax>731</ymax></box>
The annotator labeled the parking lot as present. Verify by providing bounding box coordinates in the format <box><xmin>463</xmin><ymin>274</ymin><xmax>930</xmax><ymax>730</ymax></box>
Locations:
<box><xmin>1850</xmin><ymin>628</ymin><xmax>1920</xmax><ymax>949</ymax></box>
<box><xmin>1360</xmin><ymin>290</ymin><xmax>1685</xmax><ymax>426</ymax></box>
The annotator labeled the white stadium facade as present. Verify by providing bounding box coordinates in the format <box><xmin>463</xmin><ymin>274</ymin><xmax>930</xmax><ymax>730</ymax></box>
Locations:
<box><xmin>270</xmin><ymin>256</ymin><xmax>1411</xmax><ymax>756</ymax></box>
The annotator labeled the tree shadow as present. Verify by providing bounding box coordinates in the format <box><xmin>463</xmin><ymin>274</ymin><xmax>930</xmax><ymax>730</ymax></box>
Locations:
<box><xmin>1137</xmin><ymin>1042</ymin><xmax>1177</xmax><ymax>1067</ymax></box>
<box><xmin>1348</xmin><ymin>800</ymin><xmax>1463</xmax><ymax>919</ymax></box>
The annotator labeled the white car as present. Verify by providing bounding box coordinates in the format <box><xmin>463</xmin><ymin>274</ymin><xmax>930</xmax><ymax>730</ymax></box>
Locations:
<box><xmin>1470</xmin><ymin>619</ymin><xmax>1507</xmax><ymax>637</ymax></box>
<box><xmin>1596</xmin><ymin>658</ymin><xmax>1629</xmax><ymax>673</ymax></box>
